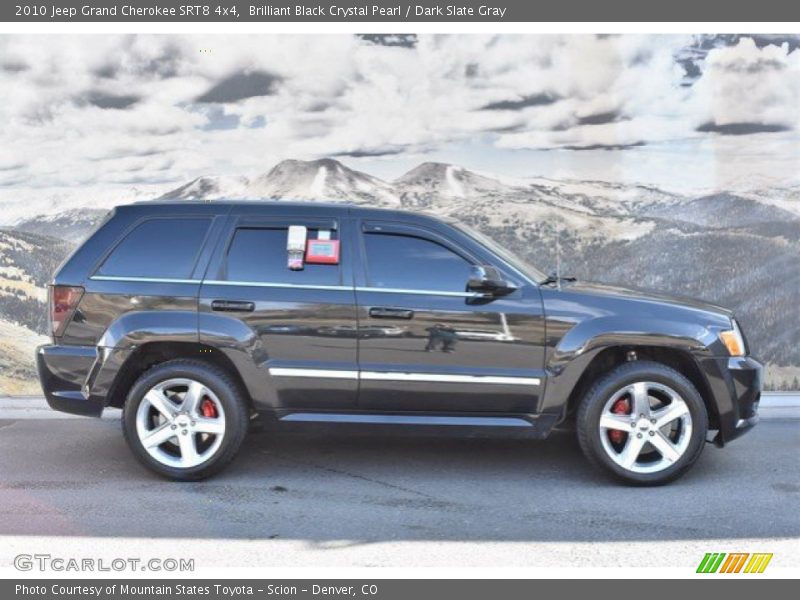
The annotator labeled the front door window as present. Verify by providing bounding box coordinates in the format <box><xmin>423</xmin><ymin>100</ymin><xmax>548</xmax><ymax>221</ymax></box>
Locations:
<box><xmin>363</xmin><ymin>232</ymin><xmax>473</xmax><ymax>292</ymax></box>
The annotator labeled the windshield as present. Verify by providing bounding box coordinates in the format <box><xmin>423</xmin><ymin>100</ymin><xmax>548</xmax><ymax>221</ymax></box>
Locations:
<box><xmin>448</xmin><ymin>219</ymin><xmax>547</xmax><ymax>284</ymax></box>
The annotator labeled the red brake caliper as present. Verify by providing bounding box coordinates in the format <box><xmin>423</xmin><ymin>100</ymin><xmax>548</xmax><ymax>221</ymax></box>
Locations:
<box><xmin>609</xmin><ymin>397</ymin><xmax>630</xmax><ymax>444</ymax></box>
<box><xmin>200</xmin><ymin>397</ymin><xmax>218</xmax><ymax>418</ymax></box>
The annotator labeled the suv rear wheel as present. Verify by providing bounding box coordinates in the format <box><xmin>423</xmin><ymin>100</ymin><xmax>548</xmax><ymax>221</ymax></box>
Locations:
<box><xmin>122</xmin><ymin>360</ymin><xmax>249</xmax><ymax>480</ymax></box>
<box><xmin>577</xmin><ymin>361</ymin><xmax>708</xmax><ymax>485</ymax></box>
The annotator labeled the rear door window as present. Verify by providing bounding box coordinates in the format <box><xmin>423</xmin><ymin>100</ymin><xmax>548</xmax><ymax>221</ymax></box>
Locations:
<box><xmin>223</xmin><ymin>227</ymin><xmax>340</xmax><ymax>285</ymax></box>
<box><xmin>97</xmin><ymin>217</ymin><xmax>211</xmax><ymax>279</ymax></box>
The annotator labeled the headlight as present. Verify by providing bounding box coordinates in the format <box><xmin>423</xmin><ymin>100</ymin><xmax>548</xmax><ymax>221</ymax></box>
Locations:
<box><xmin>720</xmin><ymin>319</ymin><xmax>746</xmax><ymax>357</ymax></box>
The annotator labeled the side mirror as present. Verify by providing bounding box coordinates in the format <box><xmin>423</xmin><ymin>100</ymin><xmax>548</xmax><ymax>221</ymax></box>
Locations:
<box><xmin>467</xmin><ymin>265</ymin><xmax>517</xmax><ymax>296</ymax></box>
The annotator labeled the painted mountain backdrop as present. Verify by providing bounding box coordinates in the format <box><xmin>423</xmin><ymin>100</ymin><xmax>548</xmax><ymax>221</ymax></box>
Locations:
<box><xmin>1</xmin><ymin>158</ymin><xmax>798</xmax><ymax>393</ymax></box>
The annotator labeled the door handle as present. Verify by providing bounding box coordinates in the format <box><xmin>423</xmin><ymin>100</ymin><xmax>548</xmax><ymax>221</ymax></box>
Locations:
<box><xmin>211</xmin><ymin>300</ymin><xmax>255</xmax><ymax>312</ymax></box>
<box><xmin>369</xmin><ymin>307</ymin><xmax>414</xmax><ymax>319</ymax></box>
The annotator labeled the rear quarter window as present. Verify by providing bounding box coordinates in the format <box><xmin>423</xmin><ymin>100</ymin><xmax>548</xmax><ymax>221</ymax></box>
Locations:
<box><xmin>96</xmin><ymin>217</ymin><xmax>211</xmax><ymax>279</ymax></box>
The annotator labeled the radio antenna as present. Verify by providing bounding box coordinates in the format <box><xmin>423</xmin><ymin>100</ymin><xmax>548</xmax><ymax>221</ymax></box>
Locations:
<box><xmin>556</xmin><ymin>228</ymin><xmax>562</xmax><ymax>291</ymax></box>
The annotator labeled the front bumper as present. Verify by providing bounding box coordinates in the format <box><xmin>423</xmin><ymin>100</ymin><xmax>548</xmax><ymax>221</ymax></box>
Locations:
<box><xmin>36</xmin><ymin>344</ymin><xmax>105</xmax><ymax>417</ymax></box>
<box><xmin>695</xmin><ymin>354</ymin><xmax>762</xmax><ymax>446</ymax></box>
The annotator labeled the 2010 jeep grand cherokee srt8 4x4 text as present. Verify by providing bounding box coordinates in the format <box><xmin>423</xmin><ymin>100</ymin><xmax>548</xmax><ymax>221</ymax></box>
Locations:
<box><xmin>37</xmin><ymin>201</ymin><xmax>762</xmax><ymax>484</ymax></box>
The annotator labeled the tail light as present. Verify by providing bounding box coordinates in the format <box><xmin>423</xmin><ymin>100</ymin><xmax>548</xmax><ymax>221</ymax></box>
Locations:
<box><xmin>50</xmin><ymin>285</ymin><xmax>83</xmax><ymax>337</ymax></box>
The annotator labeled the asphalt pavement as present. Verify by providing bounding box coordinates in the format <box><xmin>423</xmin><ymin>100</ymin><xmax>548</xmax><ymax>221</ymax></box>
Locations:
<box><xmin>0</xmin><ymin>400</ymin><xmax>797</xmax><ymax>570</ymax></box>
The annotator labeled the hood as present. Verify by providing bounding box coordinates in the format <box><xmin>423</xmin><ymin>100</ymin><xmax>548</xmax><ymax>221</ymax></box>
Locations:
<box><xmin>563</xmin><ymin>280</ymin><xmax>734</xmax><ymax>319</ymax></box>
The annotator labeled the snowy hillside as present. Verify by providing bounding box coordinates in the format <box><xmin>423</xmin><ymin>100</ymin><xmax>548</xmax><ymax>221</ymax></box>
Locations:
<box><xmin>15</xmin><ymin>208</ymin><xmax>110</xmax><ymax>244</ymax></box>
<box><xmin>0</xmin><ymin>183</ymin><xmax>167</xmax><ymax>226</ymax></box>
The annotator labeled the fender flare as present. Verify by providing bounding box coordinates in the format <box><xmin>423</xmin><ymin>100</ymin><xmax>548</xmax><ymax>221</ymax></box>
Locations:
<box><xmin>88</xmin><ymin>310</ymin><xmax>201</xmax><ymax>401</ymax></box>
<box><xmin>540</xmin><ymin>316</ymin><xmax>717</xmax><ymax>414</ymax></box>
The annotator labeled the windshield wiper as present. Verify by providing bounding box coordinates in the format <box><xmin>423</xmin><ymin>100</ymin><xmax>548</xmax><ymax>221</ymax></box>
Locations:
<box><xmin>541</xmin><ymin>272</ymin><xmax>577</xmax><ymax>287</ymax></box>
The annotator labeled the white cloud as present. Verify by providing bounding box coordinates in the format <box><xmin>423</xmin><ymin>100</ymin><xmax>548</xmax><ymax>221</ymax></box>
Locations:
<box><xmin>691</xmin><ymin>37</ymin><xmax>800</xmax><ymax>130</ymax></box>
<box><xmin>0</xmin><ymin>33</ymin><xmax>799</xmax><ymax>205</ymax></box>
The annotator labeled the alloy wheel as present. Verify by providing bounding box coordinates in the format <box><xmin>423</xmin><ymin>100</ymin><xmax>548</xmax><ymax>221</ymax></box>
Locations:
<box><xmin>598</xmin><ymin>381</ymin><xmax>693</xmax><ymax>474</ymax></box>
<box><xmin>135</xmin><ymin>378</ymin><xmax>227</xmax><ymax>469</ymax></box>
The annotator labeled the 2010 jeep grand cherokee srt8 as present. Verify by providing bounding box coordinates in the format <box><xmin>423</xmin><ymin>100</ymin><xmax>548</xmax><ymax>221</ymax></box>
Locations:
<box><xmin>37</xmin><ymin>201</ymin><xmax>762</xmax><ymax>484</ymax></box>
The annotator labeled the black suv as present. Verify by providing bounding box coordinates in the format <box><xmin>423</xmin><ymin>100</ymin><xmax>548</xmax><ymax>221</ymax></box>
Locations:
<box><xmin>37</xmin><ymin>201</ymin><xmax>762</xmax><ymax>484</ymax></box>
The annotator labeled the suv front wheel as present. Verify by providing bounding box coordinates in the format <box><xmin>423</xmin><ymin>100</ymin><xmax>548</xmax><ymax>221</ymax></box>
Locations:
<box><xmin>122</xmin><ymin>360</ymin><xmax>249</xmax><ymax>480</ymax></box>
<box><xmin>577</xmin><ymin>361</ymin><xmax>708</xmax><ymax>485</ymax></box>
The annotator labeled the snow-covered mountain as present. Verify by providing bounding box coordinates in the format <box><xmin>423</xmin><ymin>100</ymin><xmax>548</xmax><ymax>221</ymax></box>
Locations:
<box><xmin>395</xmin><ymin>162</ymin><xmax>524</xmax><ymax>208</ymax></box>
<box><xmin>153</xmin><ymin>158</ymin><xmax>699</xmax><ymax>246</ymax></box>
<box><xmin>252</xmin><ymin>158</ymin><xmax>402</xmax><ymax>206</ymax></box>
<box><xmin>151</xmin><ymin>159</ymin><xmax>686</xmax><ymax>251</ymax></box>
<box><xmin>154</xmin><ymin>175</ymin><xmax>251</xmax><ymax>201</ymax></box>
<box><xmin>159</xmin><ymin>159</ymin><xmax>402</xmax><ymax>207</ymax></box>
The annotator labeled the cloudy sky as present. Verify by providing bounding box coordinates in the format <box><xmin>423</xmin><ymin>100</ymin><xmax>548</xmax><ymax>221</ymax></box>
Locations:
<box><xmin>1</xmin><ymin>33</ymin><xmax>800</xmax><ymax>218</ymax></box>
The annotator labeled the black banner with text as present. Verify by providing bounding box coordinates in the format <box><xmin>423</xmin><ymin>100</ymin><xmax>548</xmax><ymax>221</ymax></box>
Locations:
<box><xmin>5</xmin><ymin>579</ymin><xmax>793</xmax><ymax>600</ymax></box>
<box><xmin>4</xmin><ymin>0</ymin><xmax>800</xmax><ymax>22</ymax></box>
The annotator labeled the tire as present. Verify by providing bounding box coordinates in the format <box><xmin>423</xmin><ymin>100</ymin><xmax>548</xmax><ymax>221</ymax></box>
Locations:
<box><xmin>122</xmin><ymin>359</ymin><xmax>249</xmax><ymax>481</ymax></box>
<box><xmin>577</xmin><ymin>360</ymin><xmax>708</xmax><ymax>486</ymax></box>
